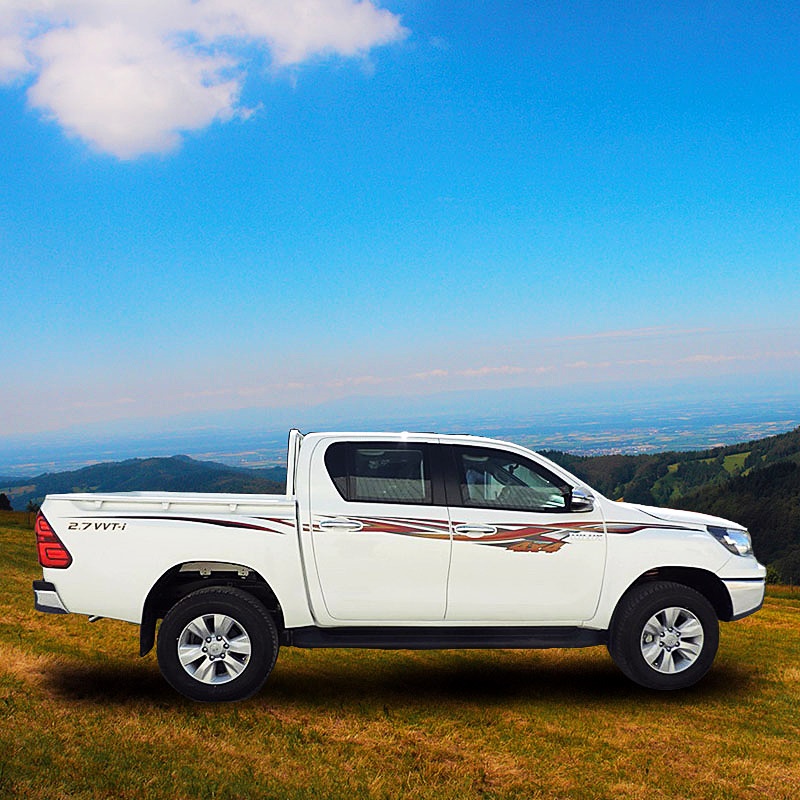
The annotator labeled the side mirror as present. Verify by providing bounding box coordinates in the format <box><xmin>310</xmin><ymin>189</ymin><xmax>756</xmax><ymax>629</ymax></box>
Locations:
<box><xmin>570</xmin><ymin>487</ymin><xmax>594</xmax><ymax>513</ymax></box>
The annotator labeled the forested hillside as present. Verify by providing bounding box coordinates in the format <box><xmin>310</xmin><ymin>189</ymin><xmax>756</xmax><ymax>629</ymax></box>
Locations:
<box><xmin>546</xmin><ymin>426</ymin><xmax>800</xmax><ymax>582</ymax></box>
<box><xmin>677</xmin><ymin>461</ymin><xmax>800</xmax><ymax>583</ymax></box>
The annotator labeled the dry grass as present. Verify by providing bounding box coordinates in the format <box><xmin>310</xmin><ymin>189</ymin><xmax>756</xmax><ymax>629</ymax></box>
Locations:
<box><xmin>1</xmin><ymin>515</ymin><xmax>799</xmax><ymax>799</ymax></box>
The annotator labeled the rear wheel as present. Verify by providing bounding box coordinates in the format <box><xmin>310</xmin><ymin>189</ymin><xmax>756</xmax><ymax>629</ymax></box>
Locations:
<box><xmin>608</xmin><ymin>581</ymin><xmax>719</xmax><ymax>690</ymax></box>
<box><xmin>157</xmin><ymin>586</ymin><xmax>279</xmax><ymax>702</ymax></box>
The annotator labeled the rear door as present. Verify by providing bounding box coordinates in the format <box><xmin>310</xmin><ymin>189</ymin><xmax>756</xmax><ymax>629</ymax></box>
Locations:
<box><xmin>443</xmin><ymin>444</ymin><xmax>607</xmax><ymax>623</ymax></box>
<box><xmin>308</xmin><ymin>437</ymin><xmax>451</xmax><ymax>621</ymax></box>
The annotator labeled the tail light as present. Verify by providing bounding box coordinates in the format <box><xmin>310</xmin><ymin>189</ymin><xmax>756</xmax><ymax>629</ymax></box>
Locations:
<box><xmin>35</xmin><ymin>513</ymin><xmax>73</xmax><ymax>569</ymax></box>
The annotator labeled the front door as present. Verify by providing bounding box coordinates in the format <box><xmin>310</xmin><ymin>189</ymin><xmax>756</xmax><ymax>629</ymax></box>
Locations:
<box><xmin>443</xmin><ymin>444</ymin><xmax>607</xmax><ymax>623</ymax></box>
<box><xmin>308</xmin><ymin>438</ymin><xmax>451</xmax><ymax>621</ymax></box>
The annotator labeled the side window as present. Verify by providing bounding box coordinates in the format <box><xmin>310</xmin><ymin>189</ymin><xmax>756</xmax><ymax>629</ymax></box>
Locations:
<box><xmin>452</xmin><ymin>446</ymin><xmax>568</xmax><ymax>512</ymax></box>
<box><xmin>325</xmin><ymin>442</ymin><xmax>432</xmax><ymax>505</ymax></box>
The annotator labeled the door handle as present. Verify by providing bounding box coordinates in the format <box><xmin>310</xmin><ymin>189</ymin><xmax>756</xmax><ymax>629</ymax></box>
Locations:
<box><xmin>454</xmin><ymin>524</ymin><xmax>497</xmax><ymax>538</ymax></box>
<box><xmin>318</xmin><ymin>518</ymin><xmax>364</xmax><ymax>531</ymax></box>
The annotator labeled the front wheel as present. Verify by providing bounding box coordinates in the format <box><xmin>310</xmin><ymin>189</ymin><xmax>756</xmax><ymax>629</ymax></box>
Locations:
<box><xmin>608</xmin><ymin>581</ymin><xmax>719</xmax><ymax>690</ymax></box>
<box><xmin>157</xmin><ymin>586</ymin><xmax>279</xmax><ymax>702</ymax></box>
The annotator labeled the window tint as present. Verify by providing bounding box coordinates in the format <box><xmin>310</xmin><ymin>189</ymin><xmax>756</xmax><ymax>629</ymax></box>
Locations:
<box><xmin>325</xmin><ymin>442</ymin><xmax>432</xmax><ymax>504</ymax></box>
<box><xmin>452</xmin><ymin>446</ymin><xmax>568</xmax><ymax>512</ymax></box>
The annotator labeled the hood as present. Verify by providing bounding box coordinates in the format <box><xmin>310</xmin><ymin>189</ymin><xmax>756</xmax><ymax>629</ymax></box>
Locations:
<box><xmin>614</xmin><ymin>501</ymin><xmax>744</xmax><ymax>531</ymax></box>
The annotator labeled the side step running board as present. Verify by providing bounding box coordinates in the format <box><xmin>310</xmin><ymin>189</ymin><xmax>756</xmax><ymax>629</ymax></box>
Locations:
<box><xmin>282</xmin><ymin>625</ymin><xmax>606</xmax><ymax>650</ymax></box>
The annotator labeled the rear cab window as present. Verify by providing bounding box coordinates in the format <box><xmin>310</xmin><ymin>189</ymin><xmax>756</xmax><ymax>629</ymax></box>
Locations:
<box><xmin>324</xmin><ymin>442</ymin><xmax>434</xmax><ymax>504</ymax></box>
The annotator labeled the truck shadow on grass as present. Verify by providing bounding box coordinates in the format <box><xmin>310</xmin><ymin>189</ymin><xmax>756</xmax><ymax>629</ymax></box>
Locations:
<box><xmin>43</xmin><ymin>652</ymin><xmax>755</xmax><ymax>709</ymax></box>
<box><xmin>265</xmin><ymin>656</ymin><xmax>756</xmax><ymax>710</ymax></box>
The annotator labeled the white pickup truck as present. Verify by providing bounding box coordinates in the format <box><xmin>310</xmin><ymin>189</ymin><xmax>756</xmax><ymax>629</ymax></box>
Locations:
<box><xmin>33</xmin><ymin>429</ymin><xmax>766</xmax><ymax>701</ymax></box>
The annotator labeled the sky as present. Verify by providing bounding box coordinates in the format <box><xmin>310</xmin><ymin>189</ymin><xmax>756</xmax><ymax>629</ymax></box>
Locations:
<box><xmin>1</xmin><ymin>0</ymin><xmax>799</xmax><ymax>439</ymax></box>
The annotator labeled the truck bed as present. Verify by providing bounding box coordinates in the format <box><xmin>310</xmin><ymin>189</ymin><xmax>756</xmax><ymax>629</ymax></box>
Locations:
<box><xmin>44</xmin><ymin>491</ymin><xmax>294</xmax><ymax>514</ymax></box>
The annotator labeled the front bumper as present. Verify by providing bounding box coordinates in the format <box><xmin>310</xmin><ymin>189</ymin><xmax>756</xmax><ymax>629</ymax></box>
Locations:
<box><xmin>724</xmin><ymin>578</ymin><xmax>766</xmax><ymax>620</ymax></box>
<box><xmin>33</xmin><ymin>580</ymin><xmax>69</xmax><ymax>614</ymax></box>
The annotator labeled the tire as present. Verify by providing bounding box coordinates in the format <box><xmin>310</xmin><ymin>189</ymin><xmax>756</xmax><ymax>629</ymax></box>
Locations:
<box><xmin>608</xmin><ymin>581</ymin><xmax>719</xmax><ymax>690</ymax></box>
<box><xmin>156</xmin><ymin>586</ymin><xmax>279</xmax><ymax>702</ymax></box>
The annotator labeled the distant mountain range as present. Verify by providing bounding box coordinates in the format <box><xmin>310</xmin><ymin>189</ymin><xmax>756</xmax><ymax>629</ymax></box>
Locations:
<box><xmin>3</xmin><ymin>426</ymin><xmax>799</xmax><ymax>582</ymax></box>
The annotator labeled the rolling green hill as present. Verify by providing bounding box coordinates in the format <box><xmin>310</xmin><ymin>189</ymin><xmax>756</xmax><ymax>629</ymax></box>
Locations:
<box><xmin>546</xmin><ymin>426</ymin><xmax>800</xmax><ymax>583</ymax></box>
<box><xmin>543</xmin><ymin>427</ymin><xmax>800</xmax><ymax>503</ymax></box>
<box><xmin>0</xmin><ymin>456</ymin><xmax>287</xmax><ymax>512</ymax></box>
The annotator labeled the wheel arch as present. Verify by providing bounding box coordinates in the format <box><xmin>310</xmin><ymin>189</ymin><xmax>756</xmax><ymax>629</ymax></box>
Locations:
<box><xmin>139</xmin><ymin>561</ymin><xmax>284</xmax><ymax>657</ymax></box>
<box><xmin>618</xmin><ymin>566</ymin><xmax>733</xmax><ymax>624</ymax></box>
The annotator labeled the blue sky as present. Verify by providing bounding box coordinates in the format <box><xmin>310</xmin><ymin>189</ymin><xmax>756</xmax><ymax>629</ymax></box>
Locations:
<box><xmin>1</xmin><ymin>1</ymin><xmax>799</xmax><ymax>437</ymax></box>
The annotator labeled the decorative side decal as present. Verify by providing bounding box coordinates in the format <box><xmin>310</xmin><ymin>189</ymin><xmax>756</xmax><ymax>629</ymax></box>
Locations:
<box><xmin>454</xmin><ymin>522</ymin><xmax>603</xmax><ymax>553</ymax></box>
<box><xmin>313</xmin><ymin>517</ymin><xmax>602</xmax><ymax>554</ymax></box>
<box><xmin>69</xmin><ymin>515</ymin><xmax>293</xmax><ymax>534</ymax></box>
<box><xmin>604</xmin><ymin>522</ymin><xmax>699</xmax><ymax>534</ymax></box>
<box><xmin>476</xmin><ymin>526</ymin><xmax>572</xmax><ymax>553</ymax></box>
<box><xmin>312</xmin><ymin>515</ymin><xmax>693</xmax><ymax>553</ymax></box>
<box><xmin>313</xmin><ymin>517</ymin><xmax>451</xmax><ymax>540</ymax></box>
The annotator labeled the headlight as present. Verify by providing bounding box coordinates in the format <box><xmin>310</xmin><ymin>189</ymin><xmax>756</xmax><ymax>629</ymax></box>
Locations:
<box><xmin>707</xmin><ymin>525</ymin><xmax>753</xmax><ymax>557</ymax></box>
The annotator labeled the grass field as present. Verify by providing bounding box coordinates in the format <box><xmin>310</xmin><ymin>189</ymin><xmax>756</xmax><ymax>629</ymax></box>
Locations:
<box><xmin>1</xmin><ymin>513</ymin><xmax>799</xmax><ymax>799</ymax></box>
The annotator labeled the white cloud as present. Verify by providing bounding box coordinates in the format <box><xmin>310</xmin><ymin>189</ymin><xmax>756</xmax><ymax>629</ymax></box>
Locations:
<box><xmin>457</xmin><ymin>365</ymin><xmax>526</xmax><ymax>378</ymax></box>
<box><xmin>0</xmin><ymin>0</ymin><xmax>407</xmax><ymax>158</ymax></box>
